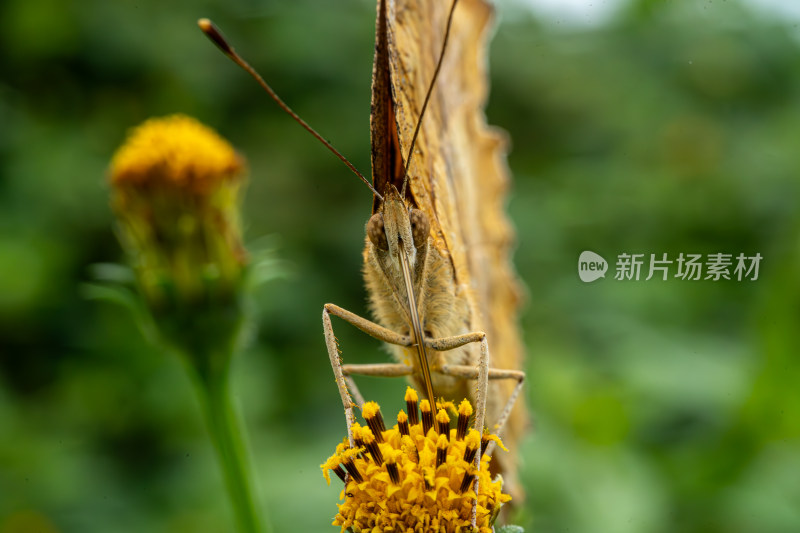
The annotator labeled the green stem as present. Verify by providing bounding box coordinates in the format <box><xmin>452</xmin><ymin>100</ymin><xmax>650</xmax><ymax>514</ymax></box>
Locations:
<box><xmin>194</xmin><ymin>364</ymin><xmax>267</xmax><ymax>533</ymax></box>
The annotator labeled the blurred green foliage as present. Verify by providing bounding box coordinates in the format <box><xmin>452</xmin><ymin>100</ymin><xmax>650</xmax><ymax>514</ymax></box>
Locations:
<box><xmin>1</xmin><ymin>0</ymin><xmax>799</xmax><ymax>531</ymax></box>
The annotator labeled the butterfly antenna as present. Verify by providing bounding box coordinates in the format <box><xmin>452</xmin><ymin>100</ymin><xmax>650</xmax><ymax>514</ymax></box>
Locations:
<box><xmin>198</xmin><ymin>18</ymin><xmax>383</xmax><ymax>201</ymax></box>
<box><xmin>399</xmin><ymin>0</ymin><xmax>459</xmax><ymax>198</ymax></box>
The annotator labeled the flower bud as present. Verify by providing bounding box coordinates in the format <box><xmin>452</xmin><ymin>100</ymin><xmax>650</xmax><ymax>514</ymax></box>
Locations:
<box><xmin>109</xmin><ymin>115</ymin><xmax>248</xmax><ymax>369</ymax></box>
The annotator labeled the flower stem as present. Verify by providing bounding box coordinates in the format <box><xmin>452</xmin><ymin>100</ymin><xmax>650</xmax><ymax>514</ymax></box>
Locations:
<box><xmin>194</xmin><ymin>363</ymin><xmax>267</xmax><ymax>533</ymax></box>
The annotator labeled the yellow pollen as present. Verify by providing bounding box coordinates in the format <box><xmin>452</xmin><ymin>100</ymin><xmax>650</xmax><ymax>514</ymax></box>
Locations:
<box><xmin>465</xmin><ymin>429</ymin><xmax>481</xmax><ymax>449</ymax></box>
<box><xmin>400</xmin><ymin>435</ymin><xmax>417</xmax><ymax>455</ymax></box>
<box><xmin>404</xmin><ymin>387</ymin><xmax>419</xmax><ymax>403</ymax></box>
<box><xmin>360</xmin><ymin>427</ymin><xmax>375</xmax><ymax>444</ymax></box>
<box><xmin>320</xmin><ymin>453</ymin><xmax>342</xmax><ymax>485</ymax></box>
<box><xmin>437</xmin><ymin>399</ymin><xmax>456</xmax><ymax>412</ymax></box>
<box><xmin>339</xmin><ymin>447</ymin><xmax>362</xmax><ymax>462</ymax></box>
<box><xmin>482</xmin><ymin>432</ymin><xmax>508</xmax><ymax>452</ymax></box>
<box><xmin>436</xmin><ymin>409</ymin><xmax>450</xmax><ymax>425</ymax></box>
<box><xmin>458</xmin><ymin>399</ymin><xmax>474</xmax><ymax>417</ymax></box>
<box><xmin>362</xmin><ymin>401</ymin><xmax>380</xmax><ymax>419</ymax></box>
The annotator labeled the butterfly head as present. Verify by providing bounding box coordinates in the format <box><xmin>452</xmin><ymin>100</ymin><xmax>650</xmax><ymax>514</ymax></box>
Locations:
<box><xmin>367</xmin><ymin>187</ymin><xmax>429</xmax><ymax>270</ymax></box>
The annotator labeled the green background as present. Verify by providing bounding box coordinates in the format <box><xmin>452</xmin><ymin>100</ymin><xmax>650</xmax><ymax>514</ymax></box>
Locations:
<box><xmin>1</xmin><ymin>0</ymin><xmax>799</xmax><ymax>531</ymax></box>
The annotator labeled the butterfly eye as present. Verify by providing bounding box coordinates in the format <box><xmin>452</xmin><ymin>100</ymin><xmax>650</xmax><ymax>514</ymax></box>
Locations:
<box><xmin>367</xmin><ymin>213</ymin><xmax>389</xmax><ymax>251</ymax></box>
<box><xmin>409</xmin><ymin>209</ymin><xmax>430</xmax><ymax>249</ymax></box>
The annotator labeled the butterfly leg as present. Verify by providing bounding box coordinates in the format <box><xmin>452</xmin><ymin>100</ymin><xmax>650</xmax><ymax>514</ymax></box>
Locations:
<box><xmin>426</xmin><ymin>333</ymin><xmax>525</xmax><ymax>448</ymax></box>
<box><xmin>323</xmin><ymin>303</ymin><xmax>414</xmax><ymax>446</ymax></box>
<box><xmin>425</xmin><ymin>332</ymin><xmax>526</xmax><ymax>524</ymax></box>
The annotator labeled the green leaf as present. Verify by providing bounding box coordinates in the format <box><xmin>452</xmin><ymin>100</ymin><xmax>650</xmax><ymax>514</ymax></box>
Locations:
<box><xmin>88</xmin><ymin>262</ymin><xmax>136</xmax><ymax>284</ymax></box>
<box><xmin>496</xmin><ymin>526</ymin><xmax>525</xmax><ymax>533</ymax></box>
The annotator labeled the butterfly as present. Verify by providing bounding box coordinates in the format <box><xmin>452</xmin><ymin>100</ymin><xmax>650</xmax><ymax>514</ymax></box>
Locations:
<box><xmin>324</xmin><ymin>0</ymin><xmax>527</xmax><ymax>501</ymax></box>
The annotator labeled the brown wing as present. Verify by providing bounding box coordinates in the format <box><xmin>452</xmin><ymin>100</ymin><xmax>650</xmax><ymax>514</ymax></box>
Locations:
<box><xmin>370</xmin><ymin>0</ymin><xmax>407</xmax><ymax>212</ymax></box>
<box><xmin>381</xmin><ymin>0</ymin><xmax>527</xmax><ymax>490</ymax></box>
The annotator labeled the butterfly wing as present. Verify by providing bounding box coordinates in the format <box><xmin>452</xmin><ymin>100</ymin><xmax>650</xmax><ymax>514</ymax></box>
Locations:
<box><xmin>378</xmin><ymin>0</ymin><xmax>527</xmax><ymax>498</ymax></box>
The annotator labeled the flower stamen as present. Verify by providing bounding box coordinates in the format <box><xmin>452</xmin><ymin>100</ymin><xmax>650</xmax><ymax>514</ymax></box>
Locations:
<box><xmin>386</xmin><ymin>454</ymin><xmax>401</xmax><ymax>485</ymax></box>
<box><xmin>421</xmin><ymin>399</ymin><xmax>434</xmax><ymax>436</ymax></box>
<box><xmin>397</xmin><ymin>410</ymin><xmax>410</xmax><ymax>436</ymax></box>
<box><xmin>340</xmin><ymin>449</ymin><xmax>364</xmax><ymax>483</ymax></box>
<box><xmin>459</xmin><ymin>472</ymin><xmax>475</xmax><ymax>494</ymax></box>
<box><xmin>435</xmin><ymin>434</ymin><xmax>448</xmax><ymax>468</ymax></box>
<box><xmin>332</xmin><ymin>465</ymin><xmax>346</xmax><ymax>483</ymax></box>
<box><xmin>361</xmin><ymin>427</ymin><xmax>384</xmax><ymax>466</ymax></box>
<box><xmin>463</xmin><ymin>429</ymin><xmax>480</xmax><ymax>465</ymax></box>
<box><xmin>436</xmin><ymin>408</ymin><xmax>451</xmax><ymax>440</ymax></box>
<box><xmin>362</xmin><ymin>401</ymin><xmax>386</xmax><ymax>443</ymax></box>
<box><xmin>456</xmin><ymin>399</ymin><xmax>473</xmax><ymax>440</ymax></box>
<box><xmin>352</xmin><ymin>423</ymin><xmax>367</xmax><ymax>461</ymax></box>
<box><xmin>405</xmin><ymin>387</ymin><xmax>419</xmax><ymax>426</ymax></box>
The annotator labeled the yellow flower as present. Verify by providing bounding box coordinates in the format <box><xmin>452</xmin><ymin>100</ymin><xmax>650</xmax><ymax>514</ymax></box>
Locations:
<box><xmin>321</xmin><ymin>387</ymin><xmax>511</xmax><ymax>533</ymax></box>
<box><xmin>110</xmin><ymin>114</ymin><xmax>243</xmax><ymax>193</ymax></box>
<box><xmin>109</xmin><ymin>115</ymin><xmax>246</xmax><ymax>310</ymax></box>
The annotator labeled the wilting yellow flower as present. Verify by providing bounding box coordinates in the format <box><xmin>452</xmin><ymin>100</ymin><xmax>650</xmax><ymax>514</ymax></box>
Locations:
<box><xmin>109</xmin><ymin>115</ymin><xmax>246</xmax><ymax>310</ymax></box>
<box><xmin>321</xmin><ymin>388</ymin><xmax>511</xmax><ymax>533</ymax></box>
